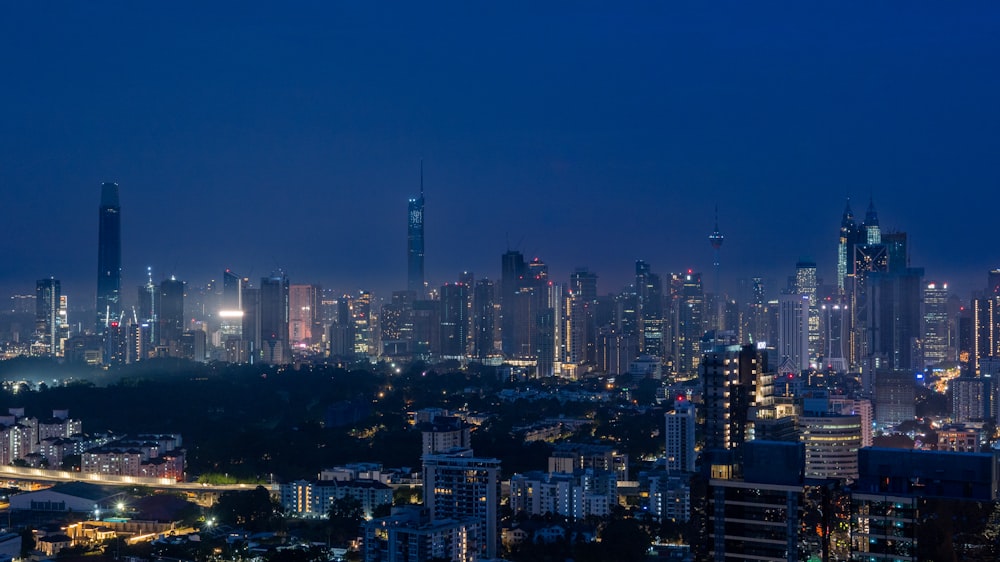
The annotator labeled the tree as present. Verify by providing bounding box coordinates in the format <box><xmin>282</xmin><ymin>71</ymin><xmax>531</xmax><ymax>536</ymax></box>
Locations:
<box><xmin>214</xmin><ymin>486</ymin><xmax>281</xmax><ymax>532</ymax></box>
<box><xmin>328</xmin><ymin>497</ymin><xmax>364</xmax><ymax>547</ymax></box>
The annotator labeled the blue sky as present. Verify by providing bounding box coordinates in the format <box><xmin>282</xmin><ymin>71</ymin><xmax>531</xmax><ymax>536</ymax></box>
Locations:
<box><xmin>2</xmin><ymin>2</ymin><xmax>998</xmax><ymax>304</ymax></box>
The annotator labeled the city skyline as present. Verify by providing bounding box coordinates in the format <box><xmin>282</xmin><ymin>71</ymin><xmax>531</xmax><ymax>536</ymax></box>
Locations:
<box><xmin>3</xmin><ymin>4</ymin><xmax>999</xmax><ymax>302</ymax></box>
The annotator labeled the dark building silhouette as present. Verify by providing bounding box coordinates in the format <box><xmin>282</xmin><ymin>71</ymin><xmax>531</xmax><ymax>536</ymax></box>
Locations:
<box><xmin>259</xmin><ymin>275</ymin><xmax>290</xmax><ymax>364</ymax></box>
<box><xmin>472</xmin><ymin>279</ymin><xmax>496</xmax><ymax>359</ymax></box>
<box><xmin>500</xmin><ymin>250</ymin><xmax>526</xmax><ymax>356</ymax></box>
<box><xmin>96</xmin><ymin>182</ymin><xmax>122</xmax><ymax>362</ymax></box>
<box><xmin>439</xmin><ymin>283</ymin><xmax>469</xmax><ymax>358</ymax></box>
<box><xmin>157</xmin><ymin>277</ymin><xmax>185</xmax><ymax>350</ymax></box>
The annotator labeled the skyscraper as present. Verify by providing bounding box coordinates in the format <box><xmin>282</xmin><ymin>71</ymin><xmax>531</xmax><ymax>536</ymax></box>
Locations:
<box><xmin>472</xmin><ymin>279</ymin><xmax>496</xmax><ymax>359</ymax></box>
<box><xmin>923</xmin><ymin>281</ymin><xmax>950</xmax><ymax>368</ymax></box>
<box><xmin>35</xmin><ymin>278</ymin><xmax>64</xmax><ymax>356</ymax></box>
<box><xmin>500</xmin><ymin>250</ymin><xmax>526</xmax><ymax>356</ymax></box>
<box><xmin>259</xmin><ymin>275</ymin><xmax>290</xmax><ymax>364</ymax></box>
<box><xmin>439</xmin><ymin>283</ymin><xmax>469</xmax><ymax>358</ymax></box>
<box><xmin>636</xmin><ymin>260</ymin><xmax>664</xmax><ymax>358</ymax></box>
<box><xmin>778</xmin><ymin>293</ymin><xmax>810</xmax><ymax>373</ymax></box>
<box><xmin>795</xmin><ymin>259</ymin><xmax>819</xmax><ymax>366</ymax></box>
<box><xmin>837</xmin><ymin>200</ymin><xmax>859</xmax><ymax>294</ymax></box>
<box><xmin>407</xmin><ymin>164</ymin><xmax>425</xmax><ymax>295</ymax></box>
<box><xmin>158</xmin><ymin>277</ymin><xmax>185</xmax><ymax>349</ymax></box>
<box><xmin>96</xmin><ymin>182</ymin><xmax>122</xmax><ymax>339</ymax></box>
<box><xmin>288</xmin><ymin>284</ymin><xmax>319</xmax><ymax>346</ymax></box>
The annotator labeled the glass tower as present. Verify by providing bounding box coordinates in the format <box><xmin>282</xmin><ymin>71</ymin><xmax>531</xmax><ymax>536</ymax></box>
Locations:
<box><xmin>96</xmin><ymin>182</ymin><xmax>122</xmax><ymax>334</ymax></box>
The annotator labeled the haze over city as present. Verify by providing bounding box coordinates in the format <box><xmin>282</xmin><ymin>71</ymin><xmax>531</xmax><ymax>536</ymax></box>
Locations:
<box><xmin>2</xmin><ymin>3</ymin><xmax>998</xmax><ymax>301</ymax></box>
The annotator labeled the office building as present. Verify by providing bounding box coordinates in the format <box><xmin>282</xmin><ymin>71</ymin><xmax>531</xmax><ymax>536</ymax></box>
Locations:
<box><xmin>259</xmin><ymin>275</ymin><xmax>290</xmax><ymax>364</ymax></box>
<box><xmin>798</xmin><ymin>413</ymin><xmax>861</xmax><ymax>480</ymax></box>
<box><xmin>796</xmin><ymin>259</ymin><xmax>820</xmax><ymax>365</ymax></box>
<box><xmin>922</xmin><ymin>281</ymin><xmax>950</xmax><ymax>367</ymax></box>
<box><xmin>874</xmin><ymin>371</ymin><xmax>915</xmax><ymax>428</ymax></box>
<box><xmin>471</xmin><ymin>279</ymin><xmax>496</xmax><ymax>359</ymax></box>
<box><xmin>439</xmin><ymin>283</ymin><xmax>469</xmax><ymax>358</ymax></box>
<box><xmin>158</xmin><ymin>277</ymin><xmax>185</xmax><ymax>351</ymax></box>
<box><xmin>778</xmin><ymin>293</ymin><xmax>810</xmax><ymax>373</ymax></box>
<box><xmin>289</xmin><ymin>284</ymin><xmax>319</xmax><ymax>347</ymax></box>
<box><xmin>96</xmin><ymin>182</ymin><xmax>122</xmax><ymax>333</ymax></box>
<box><xmin>636</xmin><ymin>260</ymin><xmax>665</xmax><ymax>358</ymax></box>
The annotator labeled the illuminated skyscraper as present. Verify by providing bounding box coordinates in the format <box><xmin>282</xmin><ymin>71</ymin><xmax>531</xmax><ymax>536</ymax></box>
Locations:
<box><xmin>636</xmin><ymin>260</ymin><xmax>664</xmax><ymax>358</ymax></box>
<box><xmin>778</xmin><ymin>292</ymin><xmax>810</xmax><ymax>373</ymax></box>
<box><xmin>35</xmin><ymin>278</ymin><xmax>65</xmax><ymax>356</ymax></box>
<box><xmin>795</xmin><ymin>259</ymin><xmax>819</xmax><ymax>366</ymax></box>
<box><xmin>407</xmin><ymin>164</ymin><xmax>425</xmax><ymax>295</ymax></box>
<box><xmin>837</xmin><ymin>200</ymin><xmax>860</xmax><ymax>294</ymax></box>
<box><xmin>96</xmin><ymin>182</ymin><xmax>122</xmax><ymax>356</ymax></box>
<box><xmin>923</xmin><ymin>281</ymin><xmax>950</xmax><ymax>368</ymax></box>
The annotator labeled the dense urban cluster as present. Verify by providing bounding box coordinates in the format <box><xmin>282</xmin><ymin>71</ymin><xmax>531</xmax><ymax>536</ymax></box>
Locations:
<box><xmin>0</xmin><ymin>183</ymin><xmax>999</xmax><ymax>562</ymax></box>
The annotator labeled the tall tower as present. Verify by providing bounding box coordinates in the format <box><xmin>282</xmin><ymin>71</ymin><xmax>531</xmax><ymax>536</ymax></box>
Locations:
<box><xmin>35</xmin><ymin>278</ymin><xmax>62</xmax><ymax>356</ymax></box>
<box><xmin>708</xmin><ymin>207</ymin><xmax>725</xmax><ymax>331</ymax></box>
<box><xmin>407</xmin><ymin>162</ymin><xmax>425</xmax><ymax>295</ymax></box>
<box><xmin>837</xmin><ymin>199</ymin><xmax>859</xmax><ymax>294</ymax></box>
<box><xmin>863</xmin><ymin>197</ymin><xmax>881</xmax><ymax>245</ymax></box>
<box><xmin>96</xmin><ymin>182</ymin><xmax>122</xmax><ymax>333</ymax></box>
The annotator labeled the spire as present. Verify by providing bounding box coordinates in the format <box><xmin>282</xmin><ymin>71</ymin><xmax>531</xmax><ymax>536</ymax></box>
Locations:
<box><xmin>420</xmin><ymin>158</ymin><xmax>424</xmax><ymax>198</ymax></box>
<box><xmin>709</xmin><ymin>205</ymin><xmax>724</xmax><ymax>251</ymax></box>
<box><xmin>864</xmin><ymin>196</ymin><xmax>878</xmax><ymax>227</ymax></box>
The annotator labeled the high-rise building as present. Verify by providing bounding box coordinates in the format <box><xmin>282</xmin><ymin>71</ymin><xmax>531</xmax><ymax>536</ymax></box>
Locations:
<box><xmin>500</xmin><ymin>250</ymin><xmax>526</xmax><ymax>356</ymax></box>
<box><xmin>96</xmin><ymin>182</ymin><xmax>122</xmax><ymax>362</ymax></box>
<box><xmin>874</xmin><ymin>371</ymin><xmax>916</xmax><ymax>428</ymax></box>
<box><xmin>923</xmin><ymin>281</ymin><xmax>950</xmax><ymax>368</ymax></box>
<box><xmin>702</xmin><ymin>343</ymin><xmax>769</xmax><ymax>476</ymax></box>
<box><xmin>973</xmin><ymin>294</ymin><xmax>1000</xmax><ymax>375</ymax></box>
<box><xmin>778</xmin><ymin>293</ymin><xmax>810</xmax><ymax>373</ymax></box>
<box><xmin>96</xmin><ymin>182</ymin><xmax>122</xmax><ymax>332</ymax></box>
<box><xmin>422</xmin><ymin>448</ymin><xmax>500</xmax><ymax>559</ymax></box>
<box><xmin>795</xmin><ymin>259</ymin><xmax>819</xmax><ymax>366</ymax></box>
<box><xmin>289</xmin><ymin>284</ymin><xmax>319</xmax><ymax>347</ymax></box>
<box><xmin>867</xmin><ymin>267</ymin><xmax>924</xmax><ymax>373</ymax></box>
<box><xmin>798</xmin><ymin>413</ymin><xmax>861</xmax><ymax>480</ymax></box>
<box><xmin>673</xmin><ymin>272</ymin><xmax>705</xmax><ymax>376</ymax></box>
<box><xmin>439</xmin><ymin>283</ymin><xmax>469</xmax><ymax>358</ymax></box>
<box><xmin>665</xmin><ymin>398</ymin><xmax>696</xmax><ymax>473</ymax></box>
<box><xmin>636</xmin><ymin>260</ymin><xmax>664</xmax><ymax>358</ymax></box>
<box><xmin>472</xmin><ymin>279</ymin><xmax>496</xmax><ymax>359</ymax></box>
<box><xmin>837</xmin><ymin>200</ymin><xmax>861</xmax><ymax>294</ymax></box>
<box><xmin>407</xmin><ymin>167</ymin><xmax>425</xmax><ymax>296</ymax></box>
<box><xmin>158</xmin><ymin>277</ymin><xmax>185</xmax><ymax>350</ymax></box>
<box><xmin>35</xmin><ymin>278</ymin><xmax>66</xmax><ymax>356</ymax></box>
<box><xmin>259</xmin><ymin>275</ymin><xmax>290</xmax><ymax>364</ymax></box>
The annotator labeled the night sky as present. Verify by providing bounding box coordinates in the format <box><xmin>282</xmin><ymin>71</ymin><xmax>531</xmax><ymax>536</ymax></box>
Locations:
<box><xmin>2</xmin><ymin>3</ymin><xmax>998</xmax><ymax>306</ymax></box>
